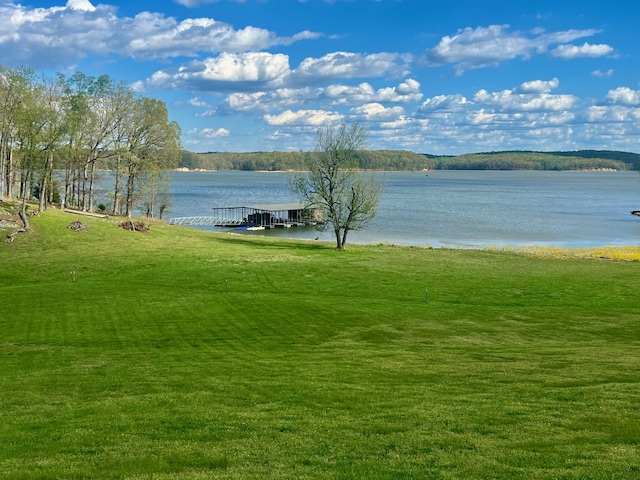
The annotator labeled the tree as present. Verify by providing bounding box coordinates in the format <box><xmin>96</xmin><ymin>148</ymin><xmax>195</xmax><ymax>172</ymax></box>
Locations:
<box><xmin>122</xmin><ymin>97</ymin><xmax>181</xmax><ymax>217</ymax></box>
<box><xmin>136</xmin><ymin>167</ymin><xmax>172</xmax><ymax>219</ymax></box>
<box><xmin>0</xmin><ymin>66</ymin><xmax>29</xmax><ymax>201</ymax></box>
<box><xmin>57</xmin><ymin>72</ymin><xmax>133</xmax><ymax>212</ymax></box>
<box><xmin>291</xmin><ymin>123</ymin><xmax>383</xmax><ymax>250</ymax></box>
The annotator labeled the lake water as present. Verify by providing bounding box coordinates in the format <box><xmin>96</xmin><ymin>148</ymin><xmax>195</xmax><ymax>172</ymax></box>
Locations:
<box><xmin>169</xmin><ymin>170</ymin><xmax>640</xmax><ymax>248</ymax></box>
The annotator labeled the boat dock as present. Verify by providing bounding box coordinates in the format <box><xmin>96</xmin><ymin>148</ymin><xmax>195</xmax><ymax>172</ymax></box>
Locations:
<box><xmin>169</xmin><ymin>203</ymin><xmax>319</xmax><ymax>229</ymax></box>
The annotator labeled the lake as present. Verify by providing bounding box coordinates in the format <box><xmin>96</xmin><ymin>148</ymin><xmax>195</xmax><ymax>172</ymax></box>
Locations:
<box><xmin>169</xmin><ymin>170</ymin><xmax>640</xmax><ymax>248</ymax></box>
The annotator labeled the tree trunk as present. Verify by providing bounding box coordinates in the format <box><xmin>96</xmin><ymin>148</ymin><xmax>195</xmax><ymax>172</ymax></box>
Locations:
<box><xmin>38</xmin><ymin>176</ymin><xmax>46</xmax><ymax>211</ymax></box>
<box><xmin>340</xmin><ymin>228</ymin><xmax>349</xmax><ymax>250</ymax></box>
<box><xmin>112</xmin><ymin>155</ymin><xmax>122</xmax><ymax>215</ymax></box>
<box><xmin>81</xmin><ymin>160</ymin><xmax>89</xmax><ymax>210</ymax></box>
<box><xmin>334</xmin><ymin>225</ymin><xmax>342</xmax><ymax>249</ymax></box>
<box><xmin>125</xmin><ymin>172</ymin><xmax>135</xmax><ymax>217</ymax></box>
<box><xmin>63</xmin><ymin>165</ymin><xmax>71</xmax><ymax>209</ymax></box>
<box><xmin>88</xmin><ymin>156</ymin><xmax>96</xmax><ymax>212</ymax></box>
<box><xmin>20</xmin><ymin>187</ymin><xmax>29</xmax><ymax>231</ymax></box>
<box><xmin>6</xmin><ymin>144</ymin><xmax>14</xmax><ymax>199</ymax></box>
<box><xmin>0</xmin><ymin>138</ymin><xmax>5</xmax><ymax>200</ymax></box>
<box><xmin>38</xmin><ymin>151</ymin><xmax>53</xmax><ymax>212</ymax></box>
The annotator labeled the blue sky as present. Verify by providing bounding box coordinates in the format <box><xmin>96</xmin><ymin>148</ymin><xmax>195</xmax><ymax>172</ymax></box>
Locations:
<box><xmin>1</xmin><ymin>0</ymin><xmax>639</xmax><ymax>155</ymax></box>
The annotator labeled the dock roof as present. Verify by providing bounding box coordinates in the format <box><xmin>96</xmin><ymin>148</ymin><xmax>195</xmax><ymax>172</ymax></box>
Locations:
<box><xmin>221</xmin><ymin>203</ymin><xmax>307</xmax><ymax>212</ymax></box>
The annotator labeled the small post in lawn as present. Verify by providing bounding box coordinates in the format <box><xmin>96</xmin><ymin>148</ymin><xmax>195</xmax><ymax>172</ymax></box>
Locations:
<box><xmin>425</xmin><ymin>288</ymin><xmax>429</xmax><ymax>303</ymax></box>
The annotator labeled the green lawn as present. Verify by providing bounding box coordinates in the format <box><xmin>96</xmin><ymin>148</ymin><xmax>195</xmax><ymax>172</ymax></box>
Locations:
<box><xmin>1</xmin><ymin>208</ymin><xmax>639</xmax><ymax>479</ymax></box>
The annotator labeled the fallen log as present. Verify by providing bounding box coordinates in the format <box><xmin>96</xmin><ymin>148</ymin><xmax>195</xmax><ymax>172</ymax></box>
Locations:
<box><xmin>64</xmin><ymin>208</ymin><xmax>109</xmax><ymax>219</ymax></box>
<box><xmin>6</xmin><ymin>228</ymin><xmax>27</xmax><ymax>243</ymax></box>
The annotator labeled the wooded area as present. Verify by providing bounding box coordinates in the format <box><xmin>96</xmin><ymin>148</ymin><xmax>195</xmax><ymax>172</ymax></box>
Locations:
<box><xmin>181</xmin><ymin>148</ymin><xmax>639</xmax><ymax>172</ymax></box>
<box><xmin>0</xmin><ymin>65</ymin><xmax>181</xmax><ymax>219</ymax></box>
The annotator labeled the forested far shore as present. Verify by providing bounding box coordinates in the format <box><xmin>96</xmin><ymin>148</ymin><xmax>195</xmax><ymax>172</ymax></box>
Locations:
<box><xmin>180</xmin><ymin>149</ymin><xmax>639</xmax><ymax>171</ymax></box>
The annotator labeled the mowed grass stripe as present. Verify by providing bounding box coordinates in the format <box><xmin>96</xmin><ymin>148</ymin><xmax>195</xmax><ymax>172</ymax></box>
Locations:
<box><xmin>1</xmin><ymin>208</ymin><xmax>639</xmax><ymax>479</ymax></box>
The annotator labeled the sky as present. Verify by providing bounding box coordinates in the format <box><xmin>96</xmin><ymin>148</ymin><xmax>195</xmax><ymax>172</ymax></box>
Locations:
<box><xmin>1</xmin><ymin>0</ymin><xmax>640</xmax><ymax>155</ymax></box>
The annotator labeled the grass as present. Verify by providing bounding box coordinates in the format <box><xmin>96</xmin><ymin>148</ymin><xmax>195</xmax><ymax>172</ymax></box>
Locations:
<box><xmin>1</xmin><ymin>206</ymin><xmax>639</xmax><ymax>479</ymax></box>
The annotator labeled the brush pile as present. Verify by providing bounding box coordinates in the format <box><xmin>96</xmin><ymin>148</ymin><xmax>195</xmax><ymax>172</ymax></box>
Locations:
<box><xmin>118</xmin><ymin>220</ymin><xmax>149</xmax><ymax>232</ymax></box>
<box><xmin>67</xmin><ymin>220</ymin><xmax>87</xmax><ymax>232</ymax></box>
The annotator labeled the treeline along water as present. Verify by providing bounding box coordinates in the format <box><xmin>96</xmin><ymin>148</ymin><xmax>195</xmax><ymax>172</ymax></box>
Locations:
<box><xmin>169</xmin><ymin>170</ymin><xmax>640</xmax><ymax>248</ymax></box>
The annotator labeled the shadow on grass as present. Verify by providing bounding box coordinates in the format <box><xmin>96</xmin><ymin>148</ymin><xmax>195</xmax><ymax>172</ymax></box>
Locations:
<box><xmin>212</xmin><ymin>232</ymin><xmax>336</xmax><ymax>252</ymax></box>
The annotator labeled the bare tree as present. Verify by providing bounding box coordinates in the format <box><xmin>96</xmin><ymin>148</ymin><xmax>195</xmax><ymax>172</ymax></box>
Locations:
<box><xmin>291</xmin><ymin>123</ymin><xmax>383</xmax><ymax>250</ymax></box>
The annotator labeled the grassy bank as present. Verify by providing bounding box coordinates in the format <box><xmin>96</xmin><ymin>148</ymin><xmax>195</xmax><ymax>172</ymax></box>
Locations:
<box><xmin>1</xmin><ymin>208</ymin><xmax>639</xmax><ymax>479</ymax></box>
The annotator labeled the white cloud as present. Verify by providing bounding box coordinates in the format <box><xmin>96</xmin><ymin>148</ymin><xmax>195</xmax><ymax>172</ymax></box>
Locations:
<box><xmin>376</xmin><ymin>79</ymin><xmax>423</xmax><ymax>103</ymax></box>
<box><xmin>591</xmin><ymin>69</ymin><xmax>614</xmax><ymax>78</ymax></box>
<box><xmin>422</xmin><ymin>24</ymin><xmax>599</xmax><ymax>74</ymax></box>
<box><xmin>209</xmin><ymin>79</ymin><xmax>421</xmax><ymax>117</ymax></box>
<box><xmin>323</xmin><ymin>80</ymin><xmax>422</xmax><ymax>105</ymax></box>
<box><xmin>264</xmin><ymin>109</ymin><xmax>343</xmax><ymax>126</ymax></box>
<box><xmin>66</xmin><ymin>0</ymin><xmax>96</xmax><ymax>12</ymax></box>
<box><xmin>350</xmin><ymin>103</ymin><xmax>405</xmax><ymax>120</ymax></box>
<box><xmin>467</xmin><ymin>109</ymin><xmax>497</xmax><ymax>125</ymax></box>
<box><xmin>517</xmin><ymin>78</ymin><xmax>559</xmax><ymax>94</ymax></box>
<box><xmin>200</xmin><ymin>127</ymin><xmax>230</xmax><ymax>138</ymax></box>
<box><xmin>126</xmin><ymin>17</ymin><xmax>318</xmax><ymax>59</ymax></box>
<box><xmin>379</xmin><ymin>116</ymin><xmax>427</xmax><ymax>130</ymax></box>
<box><xmin>294</xmin><ymin>52</ymin><xmax>411</xmax><ymax>81</ymax></box>
<box><xmin>583</xmin><ymin>105</ymin><xmax>640</xmax><ymax>122</ymax></box>
<box><xmin>0</xmin><ymin>1</ymin><xmax>320</xmax><ymax>68</ymax></box>
<box><xmin>604</xmin><ymin>87</ymin><xmax>640</xmax><ymax>105</ymax></box>
<box><xmin>417</xmin><ymin>94</ymin><xmax>469</xmax><ymax>113</ymax></box>
<box><xmin>550</xmin><ymin>42</ymin><xmax>614</xmax><ymax>59</ymax></box>
<box><xmin>187</xmin><ymin>97</ymin><xmax>209</xmax><ymax>107</ymax></box>
<box><xmin>473</xmin><ymin>88</ymin><xmax>576</xmax><ymax>112</ymax></box>
<box><xmin>217</xmin><ymin>88</ymin><xmax>318</xmax><ymax>114</ymax></box>
<box><xmin>142</xmin><ymin>52</ymin><xmax>292</xmax><ymax>92</ymax></box>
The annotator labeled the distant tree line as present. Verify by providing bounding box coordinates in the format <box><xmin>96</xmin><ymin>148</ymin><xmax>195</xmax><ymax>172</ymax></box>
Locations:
<box><xmin>181</xmin><ymin>149</ymin><xmax>638</xmax><ymax>172</ymax></box>
<box><xmin>0</xmin><ymin>65</ymin><xmax>181</xmax><ymax>219</ymax></box>
<box><xmin>431</xmin><ymin>151</ymin><xmax>637</xmax><ymax>171</ymax></box>
<box><xmin>181</xmin><ymin>149</ymin><xmax>436</xmax><ymax>172</ymax></box>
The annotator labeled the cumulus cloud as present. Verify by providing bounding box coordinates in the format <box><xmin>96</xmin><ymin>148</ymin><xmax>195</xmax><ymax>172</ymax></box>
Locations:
<box><xmin>200</xmin><ymin>127</ymin><xmax>231</xmax><ymax>138</ymax></box>
<box><xmin>474</xmin><ymin>85</ymin><xmax>576</xmax><ymax>112</ymax></box>
<box><xmin>216</xmin><ymin>88</ymin><xmax>318</xmax><ymax>114</ymax></box>
<box><xmin>141</xmin><ymin>48</ymin><xmax>421</xmax><ymax>106</ymax></box>
<box><xmin>417</xmin><ymin>94</ymin><xmax>470</xmax><ymax>113</ymax></box>
<box><xmin>205</xmin><ymin>79</ymin><xmax>423</xmax><ymax>118</ymax></box>
<box><xmin>323</xmin><ymin>79</ymin><xmax>422</xmax><ymax>105</ymax></box>
<box><xmin>67</xmin><ymin>0</ymin><xmax>96</xmax><ymax>12</ymax></box>
<box><xmin>550</xmin><ymin>42</ymin><xmax>614</xmax><ymax>59</ymax></box>
<box><xmin>188</xmin><ymin>97</ymin><xmax>209</xmax><ymax>107</ymax></box>
<box><xmin>350</xmin><ymin>103</ymin><xmax>405</xmax><ymax>120</ymax></box>
<box><xmin>141</xmin><ymin>52</ymin><xmax>292</xmax><ymax>92</ymax></box>
<box><xmin>583</xmin><ymin>105</ymin><xmax>640</xmax><ymax>122</ymax></box>
<box><xmin>0</xmin><ymin>1</ymin><xmax>320</xmax><ymax>68</ymax></box>
<box><xmin>516</xmin><ymin>78</ymin><xmax>559</xmax><ymax>94</ymax></box>
<box><xmin>264</xmin><ymin>109</ymin><xmax>343</xmax><ymax>126</ymax></box>
<box><xmin>422</xmin><ymin>24</ymin><xmax>599</xmax><ymax>74</ymax></box>
<box><xmin>604</xmin><ymin>87</ymin><xmax>640</xmax><ymax>105</ymax></box>
<box><xmin>294</xmin><ymin>52</ymin><xmax>411</xmax><ymax>82</ymax></box>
